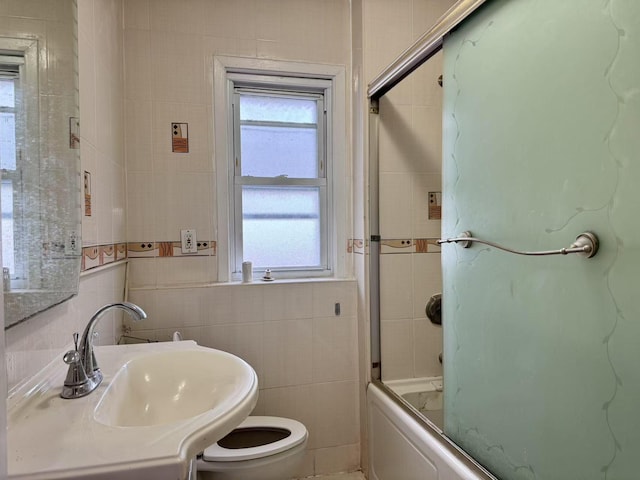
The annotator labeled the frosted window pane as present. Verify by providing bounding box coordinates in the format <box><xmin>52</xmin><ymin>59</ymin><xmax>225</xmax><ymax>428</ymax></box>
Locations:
<box><xmin>0</xmin><ymin>112</ymin><xmax>16</xmax><ymax>170</ymax></box>
<box><xmin>242</xmin><ymin>186</ymin><xmax>320</xmax><ymax>268</ymax></box>
<box><xmin>240</xmin><ymin>95</ymin><xmax>316</xmax><ymax>124</ymax></box>
<box><xmin>0</xmin><ymin>79</ymin><xmax>15</xmax><ymax>108</ymax></box>
<box><xmin>2</xmin><ymin>180</ymin><xmax>14</xmax><ymax>273</ymax></box>
<box><xmin>241</xmin><ymin>125</ymin><xmax>317</xmax><ymax>178</ymax></box>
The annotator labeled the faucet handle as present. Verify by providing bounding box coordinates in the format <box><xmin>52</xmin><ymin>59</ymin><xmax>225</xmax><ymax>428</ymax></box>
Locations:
<box><xmin>63</xmin><ymin>349</ymin><xmax>80</xmax><ymax>365</ymax></box>
<box><xmin>61</xmin><ymin>347</ymin><xmax>97</xmax><ymax>399</ymax></box>
<box><xmin>73</xmin><ymin>332</ymin><xmax>79</xmax><ymax>351</ymax></box>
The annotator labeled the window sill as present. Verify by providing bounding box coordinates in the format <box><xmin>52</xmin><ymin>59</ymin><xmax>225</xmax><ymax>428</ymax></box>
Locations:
<box><xmin>128</xmin><ymin>276</ymin><xmax>356</xmax><ymax>292</ymax></box>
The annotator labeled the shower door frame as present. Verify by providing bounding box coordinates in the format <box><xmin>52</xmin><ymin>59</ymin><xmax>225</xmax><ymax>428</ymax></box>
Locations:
<box><xmin>367</xmin><ymin>0</ymin><xmax>487</xmax><ymax>383</ymax></box>
<box><xmin>367</xmin><ymin>0</ymin><xmax>493</xmax><ymax>477</ymax></box>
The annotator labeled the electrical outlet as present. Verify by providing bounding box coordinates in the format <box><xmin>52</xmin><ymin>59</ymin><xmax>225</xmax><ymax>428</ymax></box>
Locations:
<box><xmin>65</xmin><ymin>230</ymin><xmax>81</xmax><ymax>256</ymax></box>
<box><xmin>181</xmin><ymin>229</ymin><xmax>197</xmax><ymax>254</ymax></box>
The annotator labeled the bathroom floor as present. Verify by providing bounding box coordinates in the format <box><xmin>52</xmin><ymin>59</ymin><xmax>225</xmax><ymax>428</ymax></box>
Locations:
<box><xmin>296</xmin><ymin>472</ymin><xmax>365</xmax><ymax>480</ymax></box>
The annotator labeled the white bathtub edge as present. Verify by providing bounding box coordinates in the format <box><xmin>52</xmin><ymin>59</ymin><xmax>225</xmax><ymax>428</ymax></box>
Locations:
<box><xmin>367</xmin><ymin>382</ymin><xmax>495</xmax><ymax>480</ymax></box>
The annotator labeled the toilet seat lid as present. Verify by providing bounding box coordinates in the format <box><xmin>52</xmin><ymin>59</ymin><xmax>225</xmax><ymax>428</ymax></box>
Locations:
<box><xmin>203</xmin><ymin>416</ymin><xmax>308</xmax><ymax>462</ymax></box>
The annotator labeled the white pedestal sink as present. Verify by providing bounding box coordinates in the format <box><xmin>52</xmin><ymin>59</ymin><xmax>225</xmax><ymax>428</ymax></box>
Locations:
<box><xmin>7</xmin><ymin>341</ymin><xmax>258</xmax><ymax>480</ymax></box>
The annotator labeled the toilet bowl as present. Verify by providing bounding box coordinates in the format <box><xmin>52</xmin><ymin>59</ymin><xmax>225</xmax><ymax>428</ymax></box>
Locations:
<box><xmin>197</xmin><ymin>416</ymin><xmax>308</xmax><ymax>480</ymax></box>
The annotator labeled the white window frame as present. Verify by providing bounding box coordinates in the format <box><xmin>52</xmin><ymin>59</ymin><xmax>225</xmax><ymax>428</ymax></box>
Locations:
<box><xmin>213</xmin><ymin>56</ymin><xmax>348</xmax><ymax>281</ymax></box>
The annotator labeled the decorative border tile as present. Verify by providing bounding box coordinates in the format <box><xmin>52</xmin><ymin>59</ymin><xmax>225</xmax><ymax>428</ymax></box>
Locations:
<box><xmin>353</xmin><ymin>239</ymin><xmax>365</xmax><ymax>255</ymax></box>
<box><xmin>381</xmin><ymin>239</ymin><xmax>415</xmax><ymax>254</ymax></box>
<box><xmin>100</xmin><ymin>244</ymin><xmax>115</xmax><ymax>265</ymax></box>
<box><xmin>127</xmin><ymin>242</ymin><xmax>157</xmax><ymax>258</ymax></box>
<box><xmin>380</xmin><ymin>238</ymin><xmax>441</xmax><ymax>254</ymax></box>
<box><xmin>127</xmin><ymin>240</ymin><xmax>216</xmax><ymax>258</ymax></box>
<box><xmin>415</xmin><ymin>238</ymin><xmax>441</xmax><ymax>253</ymax></box>
<box><xmin>82</xmin><ymin>246</ymin><xmax>100</xmax><ymax>271</ymax></box>
<box><xmin>347</xmin><ymin>239</ymin><xmax>367</xmax><ymax>255</ymax></box>
<box><xmin>81</xmin><ymin>242</ymin><xmax>129</xmax><ymax>272</ymax></box>
<box><xmin>116</xmin><ymin>242</ymin><xmax>127</xmax><ymax>261</ymax></box>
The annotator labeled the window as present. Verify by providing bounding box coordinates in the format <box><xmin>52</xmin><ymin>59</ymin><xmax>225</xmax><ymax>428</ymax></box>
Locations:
<box><xmin>214</xmin><ymin>57</ymin><xmax>347</xmax><ymax>281</ymax></box>
<box><xmin>231</xmin><ymin>82</ymin><xmax>330</xmax><ymax>274</ymax></box>
<box><xmin>0</xmin><ymin>55</ymin><xmax>23</xmax><ymax>280</ymax></box>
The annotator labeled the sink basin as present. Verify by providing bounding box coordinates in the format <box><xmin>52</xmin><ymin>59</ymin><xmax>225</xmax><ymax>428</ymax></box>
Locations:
<box><xmin>95</xmin><ymin>349</ymin><xmax>252</xmax><ymax>427</ymax></box>
<box><xmin>8</xmin><ymin>341</ymin><xmax>258</xmax><ymax>480</ymax></box>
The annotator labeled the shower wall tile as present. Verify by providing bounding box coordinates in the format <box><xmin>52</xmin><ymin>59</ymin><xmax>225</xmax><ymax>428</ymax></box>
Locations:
<box><xmin>413</xmin><ymin>318</ymin><xmax>443</xmax><ymax>378</ymax></box>
<box><xmin>412</xmin><ymin>253</ymin><xmax>442</xmax><ymax>319</ymax></box>
<box><xmin>379</xmin><ymin>254</ymin><xmax>413</xmax><ymax>320</ymax></box>
<box><xmin>413</xmin><ymin>105</ymin><xmax>443</xmax><ymax>173</ymax></box>
<box><xmin>380</xmin><ymin>239</ymin><xmax>415</xmax><ymax>255</ymax></box>
<box><xmin>378</xmin><ymin>103</ymin><xmax>416</xmax><ymax>174</ymax></box>
<box><xmin>411</xmin><ymin>50</ymin><xmax>444</xmax><ymax>107</ymax></box>
<box><xmin>379</xmin><ymin>173</ymin><xmax>413</xmax><ymax>239</ymax></box>
<box><xmin>383</xmin><ymin>75</ymin><xmax>413</xmax><ymax>106</ymax></box>
<box><xmin>412</xmin><ymin>173</ymin><xmax>442</xmax><ymax>238</ymax></box>
<box><xmin>367</xmin><ymin>0</ymin><xmax>450</xmax><ymax>385</ymax></box>
<box><xmin>380</xmin><ymin>319</ymin><xmax>414</xmax><ymax>380</ymax></box>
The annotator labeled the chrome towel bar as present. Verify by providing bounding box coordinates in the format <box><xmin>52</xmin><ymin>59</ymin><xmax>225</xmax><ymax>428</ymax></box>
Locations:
<box><xmin>437</xmin><ymin>231</ymin><xmax>599</xmax><ymax>259</ymax></box>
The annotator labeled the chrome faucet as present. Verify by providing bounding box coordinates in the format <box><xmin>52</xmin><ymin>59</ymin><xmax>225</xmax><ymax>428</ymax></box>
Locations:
<box><xmin>61</xmin><ymin>302</ymin><xmax>147</xmax><ymax>399</ymax></box>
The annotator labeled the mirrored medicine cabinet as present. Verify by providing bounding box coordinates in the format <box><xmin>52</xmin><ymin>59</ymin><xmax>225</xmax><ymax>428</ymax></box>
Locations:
<box><xmin>1</xmin><ymin>0</ymin><xmax>82</xmax><ymax>328</ymax></box>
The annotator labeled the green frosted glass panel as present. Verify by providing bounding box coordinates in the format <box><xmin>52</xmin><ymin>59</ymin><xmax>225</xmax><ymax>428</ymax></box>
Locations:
<box><xmin>442</xmin><ymin>1</ymin><xmax>640</xmax><ymax>479</ymax></box>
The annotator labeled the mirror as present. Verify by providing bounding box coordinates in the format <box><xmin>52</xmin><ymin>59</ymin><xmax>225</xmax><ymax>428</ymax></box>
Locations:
<box><xmin>1</xmin><ymin>0</ymin><xmax>81</xmax><ymax>328</ymax></box>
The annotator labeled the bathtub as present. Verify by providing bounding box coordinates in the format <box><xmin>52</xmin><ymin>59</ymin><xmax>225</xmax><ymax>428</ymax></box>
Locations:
<box><xmin>367</xmin><ymin>382</ymin><xmax>495</xmax><ymax>480</ymax></box>
<box><xmin>384</xmin><ymin>376</ymin><xmax>444</xmax><ymax>430</ymax></box>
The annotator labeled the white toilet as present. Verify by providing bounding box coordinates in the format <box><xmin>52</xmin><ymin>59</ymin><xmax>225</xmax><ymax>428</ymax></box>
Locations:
<box><xmin>197</xmin><ymin>416</ymin><xmax>308</xmax><ymax>480</ymax></box>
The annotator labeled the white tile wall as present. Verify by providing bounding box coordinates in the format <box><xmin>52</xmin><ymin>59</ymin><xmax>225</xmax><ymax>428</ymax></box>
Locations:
<box><xmin>379</xmin><ymin>173</ymin><xmax>413</xmax><ymax>239</ymax></box>
<box><xmin>126</xmin><ymin>280</ymin><xmax>359</xmax><ymax>476</ymax></box>
<box><xmin>380</xmin><ymin>319</ymin><xmax>414</xmax><ymax>380</ymax></box>
<box><xmin>124</xmin><ymin>0</ymin><xmax>351</xmax><ymax>268</ymax></box>
<box><xmin>122</xmin><ymin>4</ymin><xmax>356</xmax><ymax>474</ymax></box>
<box><xmin>380</xmin><ymin>255</ymin><xmax>413</xmax><ymax>321</ymax></box>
